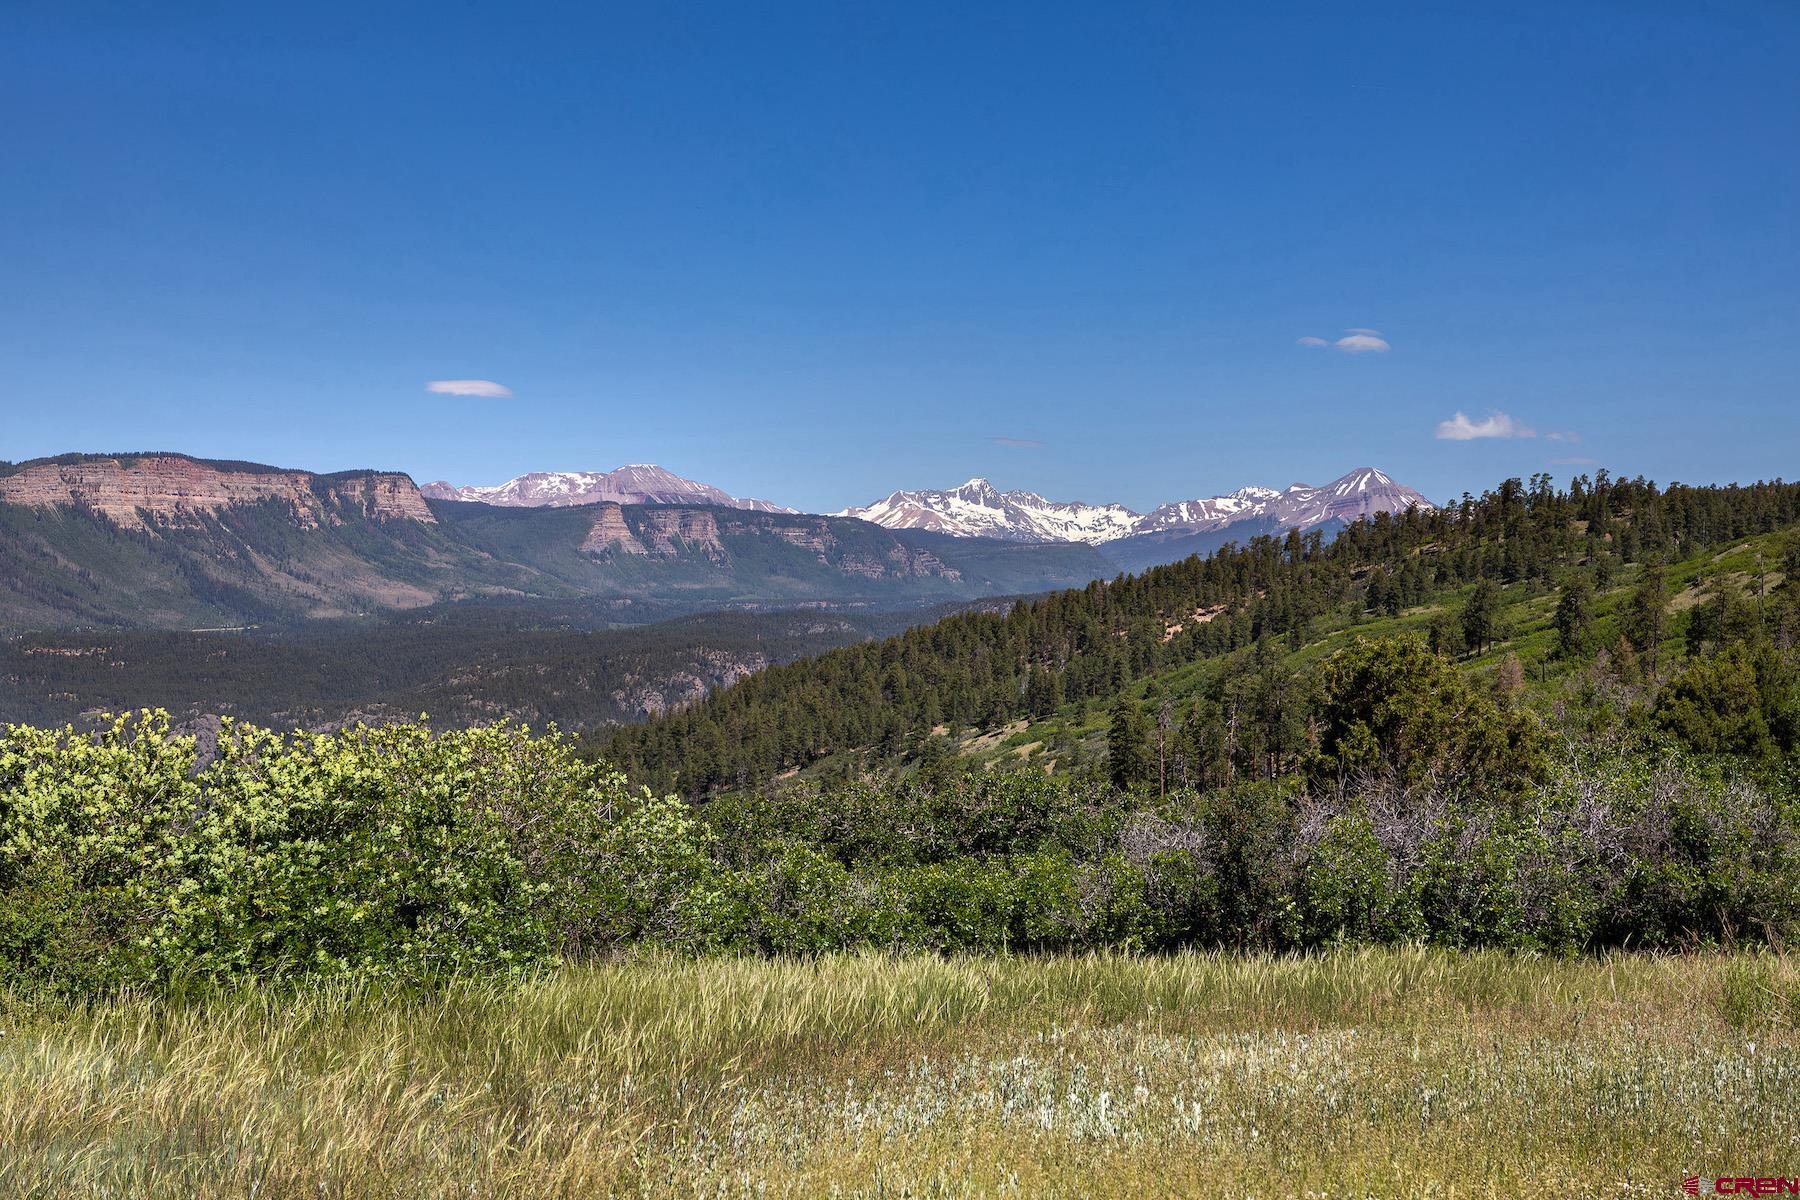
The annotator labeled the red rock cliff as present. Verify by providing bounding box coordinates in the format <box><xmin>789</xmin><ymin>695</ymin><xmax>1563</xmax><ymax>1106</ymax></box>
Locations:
<box><xmin>0</xmin><ymin>455</ymin><xmax>436</xmax><ymax>528</ymax></box>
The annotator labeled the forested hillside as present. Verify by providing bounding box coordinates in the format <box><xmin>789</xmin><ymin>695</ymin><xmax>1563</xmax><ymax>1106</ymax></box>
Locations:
<box><xmin>597</xmin><ymin>471</ymin><xmax>1800</xmax><ymax>794</ymax></box>
<box><xmin>0</xmin><ymin>602</ymin><xmax>980</xmax><ymax>731</ymax></box>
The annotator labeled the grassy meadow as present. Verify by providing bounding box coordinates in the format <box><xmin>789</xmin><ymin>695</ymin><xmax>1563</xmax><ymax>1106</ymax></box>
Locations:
<box><xmin>3</xmin><ymin>949</ymin><xmax>1796</xmax><ymax>1198</ymax></box>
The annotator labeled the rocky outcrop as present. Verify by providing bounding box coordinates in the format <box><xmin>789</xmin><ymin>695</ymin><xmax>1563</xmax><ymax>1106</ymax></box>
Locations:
<box><xmin>637</xmin><ymin>509</ymin><xmax>726</xmax><ymax>561</ymax></box>
<box><xmin>756</xmin><ymin>517</ymin><xmax>838</xmax><ymax>553</ymax></box>
<box><xmin>580</xmin><ymin>503</ymin><xmax>649</xmax><ymax>555</ymax></box>
<box><xmin>891</xmin><ymin>544</ymin><xmax>960</xmax><ymax>580</ymax></box>
<box><xmin>321</xmin><ymin>473</ymin><xmax>437</xmax><ymax>523</ymax></box>
<box><xmin>0</xmin><ymin>455</ymin><xmax>435</xmax><ymax>529</ymax></box>
<box><xmin>612</xmin><ymin>649</ymin><xmax>771</xmax><ymax>719</ymax></box>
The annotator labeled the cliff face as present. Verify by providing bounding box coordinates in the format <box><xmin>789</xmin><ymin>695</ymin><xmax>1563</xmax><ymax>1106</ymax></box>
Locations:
<box><xmin>638</xmin><ymin>509</ymin><xmax>726</xmax><ymax>561</ymax></box>
<box><xmin>580</xmin><ymin>503</ymin><xmax>649</xmax><ymax>555</ymax></box>
<box><xmin>0</xmin><ymin>456</ymin><xmax>435</xmax><ymax>529</ymax></box>
<box><xmin>321</xmin><ymin>472</ymin><xmax>437</xmax><ymax>523</ymax></box>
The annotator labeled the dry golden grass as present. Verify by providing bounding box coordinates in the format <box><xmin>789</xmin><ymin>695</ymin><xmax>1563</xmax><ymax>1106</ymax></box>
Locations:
<box><xmin>2</xmin><ymin>949</ymin><xmax>1796</xmax><ymax>1198</ymax></box>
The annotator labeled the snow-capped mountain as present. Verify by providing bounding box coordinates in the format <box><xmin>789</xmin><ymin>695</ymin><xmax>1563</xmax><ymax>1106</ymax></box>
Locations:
<box><xmin>1136</xmin><ymin>469</ymin><xmax>1432</xmax><ymax>537</ymax></box>
<box><xmin>420</xmin><ymin>465</ymin><xmax>795</xmax><ymax>513</ymax></box>
<box><xmin>840</xmin><ymin>468</ymin><xmax>1432</xmax><ymax>545</ymax></box>
<box><xmin>1133</xmin><ymin>486</ymin><xmax>1284</xmax><ymax>535</ymax></box>
<box><xmin>1264</xmin><ymin>467</ymin><xmax>1433</xmax><ymax>530</ymax></box>
<box><xmin>837</xmin><ymin>478</ymin><xmax>1141</xmax><ymax>545</ymax></box>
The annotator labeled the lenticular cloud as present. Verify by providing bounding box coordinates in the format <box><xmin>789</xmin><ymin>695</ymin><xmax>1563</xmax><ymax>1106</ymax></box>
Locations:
<box><xmin>1296</xmin><ymin>329</ymin><xmax>1391</xmax><ymax>353</ymax></box>
<box><xmin>427</xmin><ymin>379</ymin><xmax>514</xmax><ymax>398</ymax></box>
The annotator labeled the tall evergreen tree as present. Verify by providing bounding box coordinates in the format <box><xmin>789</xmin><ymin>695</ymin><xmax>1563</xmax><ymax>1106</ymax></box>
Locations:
<box><xmin>1154</xmin><ymin>690</ymin><xmax>1174</xmax><ymax>797</ymax></box>
<box><xmin>1553</xmin><ymin>574</ymin><xmax>1594</xmax><ymax>659</ymax></box>
<box><xmin>1107</xmin><ymin>696</ymin><xmax>1153</xmax><ymax>791</ymax></box>
<box><xmin>1460</xmin><ymin>578</ymin><xmax>1503</xmax><ymax>655</ymax></box>
<box><xmin>1624</xmin><ymin>563</ymin><xmax>1670</xmax><ymax>678</ymax></box>
<box><xmin>1428</xmin><ymin>609</ymin><xmax>1465</xmax><ymax>658</ymax></box>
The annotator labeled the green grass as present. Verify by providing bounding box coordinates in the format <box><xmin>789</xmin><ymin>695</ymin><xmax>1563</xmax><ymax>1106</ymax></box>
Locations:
<box><xmin>3</xmin><ymin>949</ymin><xmax>1796</xmax><ymax>1197</ymax></box>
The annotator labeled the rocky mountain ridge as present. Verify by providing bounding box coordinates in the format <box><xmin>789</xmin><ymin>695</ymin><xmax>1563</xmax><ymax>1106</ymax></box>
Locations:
<box><xmin>0</xmin><ymin>454</ymin><xmax>434</xmax><ymax>529</ymax></box>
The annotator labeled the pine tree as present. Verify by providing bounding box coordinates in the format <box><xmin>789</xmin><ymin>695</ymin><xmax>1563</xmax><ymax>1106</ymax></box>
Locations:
<box><xmin>1553</xmin><ymin>574</ymin><xmax>1594</xmax><ymax>659</ymax></box>
<box><xmin>1107</xmin><ymin>696</ymin><xmax>1153</xmax><ymax>791</ymax></box>
<box><xmin>1154</xmin><ymin>690</ymin><xmax>1174</xmax><ymax>797</ymax></box>
<box><xmin>1428</xmin><ymin>609</ymin><xmax>1465</xmax><ymax>658</ymax></box>
<box><xmin>1025</xmin><ymin>666</ymin><xmax>1063</xmax><ymax>718</ymax></box>
<box><xmin>1624</xmin><ymin>563</ymin><xmax>1670</xmax><ymax>679</ymax></box>
<box><xmin>1460</xmin><ymin>578</ymin><xmax>1503</xmax><ymax>655</ymax></box>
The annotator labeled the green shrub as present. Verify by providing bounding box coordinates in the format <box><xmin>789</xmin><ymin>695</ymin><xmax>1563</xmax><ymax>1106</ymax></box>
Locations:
<box><xmin>0</xmin><ymin>712</ymin><xmax>648</xmax><ymax>988</ymax></box>
<box><xmin>1296</xmin><ymin>815</ymin><xmax>1425</xmax><ymax>947</ymax></box>
<box><xmin>725</xmin><ymin>846</ymin><xmax>899</xmax><ymax>953</ymax></box>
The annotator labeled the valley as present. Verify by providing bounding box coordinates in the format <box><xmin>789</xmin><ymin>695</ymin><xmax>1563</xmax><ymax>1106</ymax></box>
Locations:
<box><xmin>1</xmin><ymin>599</ymin><xmax>988</xmax><ymax>732</ymax></box>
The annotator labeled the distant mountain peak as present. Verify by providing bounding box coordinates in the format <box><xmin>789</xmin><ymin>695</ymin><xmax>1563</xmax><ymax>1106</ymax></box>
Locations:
<box><xmin>420</xmin><ymin>465</ymin><xmax>796</xmax><ymax>513</ymax></box>
<box><xmin>839</xmin><ymin>479</ymin><xmax>1141</xmax><ymax>545</ymax></box>
<box><xmin>951</xmin><ymin>477</ymin><xmax>1003</xmax><ymax>503</ymax></box>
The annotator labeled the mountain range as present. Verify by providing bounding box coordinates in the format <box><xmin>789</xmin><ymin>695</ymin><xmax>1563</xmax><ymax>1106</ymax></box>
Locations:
<box><xmin>0</xmin><ymin>453</ymin><xmax>1434</xmax><ymax>632</ymax></box>
<box><xmin>840</xmin><ymin>467</ymin><xmax>1433</xmax><ymax>545</ymax></box>
<box><xmin>425</xmin><ymin>465</ymin><xmax>1435</xmax><ymax>547</ymax></box>
<box><xmin>0</xmin><ymin>453</ymin><xmax>1106</xmax><ymax>631</ymax></box>
<box><xmin>421</xmin><ymin>465</ymin><xmax>793</xmax><ymax>512</ymax></box>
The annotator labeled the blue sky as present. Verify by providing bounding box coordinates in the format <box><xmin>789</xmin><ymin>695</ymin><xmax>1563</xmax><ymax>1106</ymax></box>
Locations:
<box><xmin>2</xmin><ymin>1</ymin><xmax>1796</xmax><ymax>512</ymax></box>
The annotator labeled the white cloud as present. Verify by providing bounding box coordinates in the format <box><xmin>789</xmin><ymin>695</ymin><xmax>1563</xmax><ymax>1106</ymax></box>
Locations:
<box><xmin>1298</xmin><ymin>328</ymin><xmax>1389</xmax><ymax>352</ymax></box>
<box><xmin>426</xmin><ymin>379</ymin><xmax>513</xmax><ymax>398</ymax></box>
<box><xmin>1435</xmin><ymin>410</ymin><xmax>1536</xmax><ymax>440</ymax></box>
